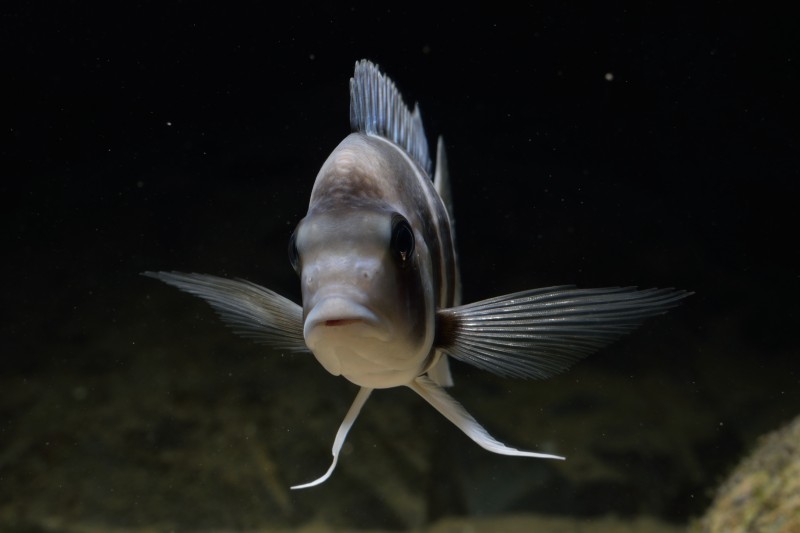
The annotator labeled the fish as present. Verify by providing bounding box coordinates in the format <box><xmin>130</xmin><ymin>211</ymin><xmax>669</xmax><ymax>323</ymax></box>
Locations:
<box><xmin>143</xmin><ymin>59</ymin><xmax>691</xmax><ymax>490</ymax></box>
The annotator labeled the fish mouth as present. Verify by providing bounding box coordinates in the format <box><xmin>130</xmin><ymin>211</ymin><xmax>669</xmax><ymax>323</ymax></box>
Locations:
<box><xmin>324</xmin><ymin>318</ymin><xmax>364</xmax><ymax>327</ymax></box>
<box><xmin>304</xmin><ymin>297</ymin><xmax>389</xmax><ymax>342</ymax></box>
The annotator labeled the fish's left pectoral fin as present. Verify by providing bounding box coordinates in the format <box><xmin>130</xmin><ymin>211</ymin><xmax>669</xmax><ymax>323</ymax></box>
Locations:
<box><xmin>409</xmin><ymin>376</ymin><xmax>563</xmax><ymax>460</ymax></box>
<box><xmin>142</xmin><ymin>271</ymin><xmax>308</xmax><ymax>353</ymax></box>
<box><xmin>436</xmin><ymin>285</ymin><xmax>691</xmax><ymax>380</ymax></box>
<box><xmin>290</xmin><ymin>386</ymin><xmax>373</xmax><ymax>490</ymax></box>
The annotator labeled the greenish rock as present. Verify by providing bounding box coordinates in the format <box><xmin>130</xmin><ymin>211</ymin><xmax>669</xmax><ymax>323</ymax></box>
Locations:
<box><xmin>693</xmin><ymin>414</ymin><xmax>800</xmax><ymax>532</ymax></box>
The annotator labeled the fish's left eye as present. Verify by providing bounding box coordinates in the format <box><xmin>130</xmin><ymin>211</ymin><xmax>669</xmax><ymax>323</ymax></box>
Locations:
<box><xmin>390</xmin><ymin>215</ymin><xmax>415</xmax><ymax>263</ymax></box>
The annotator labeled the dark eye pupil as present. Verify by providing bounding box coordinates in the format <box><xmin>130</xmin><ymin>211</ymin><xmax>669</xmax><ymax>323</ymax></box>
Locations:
<box><xmin>391</xmin><ymin>218</ymin><xmax>414</xmax><ymax>262</ymax></box>
<box><xmin>288</xmin><ymin>231</ymin><xmax>300</xmax><ymax>272</ymax></box>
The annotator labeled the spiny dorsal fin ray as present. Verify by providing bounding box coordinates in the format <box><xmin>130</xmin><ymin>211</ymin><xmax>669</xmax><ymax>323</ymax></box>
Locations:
<box><xmin>350</xmin><ymin>59</ymin><xmax>432</xmax><ymax>176</ymax></box>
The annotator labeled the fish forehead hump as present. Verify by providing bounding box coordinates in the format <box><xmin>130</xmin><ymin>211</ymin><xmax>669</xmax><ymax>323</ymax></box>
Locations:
<box><xmin>308</xmin><ymin>132</ymin><xmax>458</xmax><ymax>310</ymax></box>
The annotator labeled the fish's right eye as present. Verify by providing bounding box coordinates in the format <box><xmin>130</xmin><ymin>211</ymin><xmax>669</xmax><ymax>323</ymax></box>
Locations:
<box><xmin>288</xmin><ymin>230</ymin><xmax>300</xmax><ymax>273</ymax></box>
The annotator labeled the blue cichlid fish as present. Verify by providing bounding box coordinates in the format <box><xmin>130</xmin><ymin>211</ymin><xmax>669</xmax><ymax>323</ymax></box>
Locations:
<box><xmin>144</xmin><ymin>60</ymin><xmax>690</xmax><ymax>489</ymax></box>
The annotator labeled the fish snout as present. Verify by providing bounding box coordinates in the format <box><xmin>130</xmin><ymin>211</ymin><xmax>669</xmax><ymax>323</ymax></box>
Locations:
<box><xmin>303</xmin><ymin>296</ymin><xmax>394</xmax><ymax>379</ymax></box>
<box><xmin>303</xmin><ymin>297</ymin><xmax>390</xmax><ymax>343</ymax></box>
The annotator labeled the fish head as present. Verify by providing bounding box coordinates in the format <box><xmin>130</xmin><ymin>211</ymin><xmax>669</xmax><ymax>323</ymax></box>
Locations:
<box><xmin>290</xmin><ymin>207</ymin><xmax>432</xmax><ymax>388</ymax></box>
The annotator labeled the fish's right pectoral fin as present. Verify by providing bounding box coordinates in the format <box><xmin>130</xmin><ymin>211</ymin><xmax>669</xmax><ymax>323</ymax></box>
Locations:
<box><xmin>409</xmin><ymin>376</ymin><xmax>564</xmax><ymax>460</ymax></box>
<box><xmin>142</xmin><ymin>271</ymin><xmax>308</xmax><ymax>353</ymax></box>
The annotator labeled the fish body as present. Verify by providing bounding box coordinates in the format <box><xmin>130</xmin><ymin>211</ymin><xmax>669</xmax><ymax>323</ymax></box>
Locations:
<box><xmin>145</xmin><ymin>60</ymin><xmax>690</xmax><ymax>489</ymax></box>
<box><xmin>296</xmin><ymin>131</ymin><xmax>455</xmax><ymax>389</ymax></box>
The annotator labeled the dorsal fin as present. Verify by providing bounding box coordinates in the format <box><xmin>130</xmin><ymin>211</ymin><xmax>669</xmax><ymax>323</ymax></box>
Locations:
<box><xmin>434</xmin><ymin>136</ymin><xmax>461</xmax><ymax>307</ymax></box>
<box><xmin>349</xmin><ymin>59</ymin><xmax>432</xmax><ymax>176</ymax></box>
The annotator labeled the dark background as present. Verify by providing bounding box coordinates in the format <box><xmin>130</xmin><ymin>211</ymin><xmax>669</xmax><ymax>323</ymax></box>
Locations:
<box><xmin>2</xmin><ymin>2</ymin><xmax>798</xmax><ymax>529</ymax></box>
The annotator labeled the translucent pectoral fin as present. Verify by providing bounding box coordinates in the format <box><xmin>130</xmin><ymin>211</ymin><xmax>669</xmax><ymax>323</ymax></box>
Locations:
<box><xmin>409</xmin><ymin>376</ymin><xmax>564</xmax><ymax>460</ymax></box>
<box><xmin>290</xmin><ymin>386</ymin><xmax>373</xmax><ymax>490</ymax></box>
<box><xmin>436</xmin><ymin>286</ymin><xmax>691</xmax><ymax>380</ymax></box>
<box><xmin>142</xmin><ymin>271</ymin><xmax>307</xmax><ymax>352</ymax></box>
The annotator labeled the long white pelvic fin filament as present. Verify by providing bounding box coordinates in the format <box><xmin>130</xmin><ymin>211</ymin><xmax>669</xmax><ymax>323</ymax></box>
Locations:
<box><xmin>290</xmin><ymin>386</ymin><xmax>373</xmax><ymax>490</ymax></box>
<box><xmin>409</xmin><ymin>375</ymin><xmax>564</xmax><ymax>460</ymax></box>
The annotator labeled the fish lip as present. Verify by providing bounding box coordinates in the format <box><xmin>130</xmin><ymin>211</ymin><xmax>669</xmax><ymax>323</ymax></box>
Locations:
<box><xmin>323</xmin><ymin>318</ymin><xmax>364</xmax><ymax>327</ymax></box>
<box><xmin>304</xmin><ymin>297</ymin><xmax>390</xmax><ymax>342</ymax></box>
